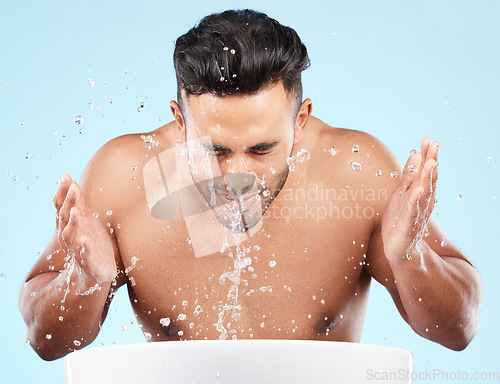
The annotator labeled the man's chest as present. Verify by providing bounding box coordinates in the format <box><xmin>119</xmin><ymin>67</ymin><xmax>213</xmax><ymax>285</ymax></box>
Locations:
<box><xmin>113</xmin><ymin>195</ymin><xmax>375</xmax><ymax>340</ymax></box>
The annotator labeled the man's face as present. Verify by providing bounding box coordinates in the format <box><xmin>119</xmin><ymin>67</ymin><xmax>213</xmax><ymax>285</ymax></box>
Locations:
<box><xmin>177</xmin><ymin>82</ymin><xmax>300</xmax><ymax>233</ymax></box>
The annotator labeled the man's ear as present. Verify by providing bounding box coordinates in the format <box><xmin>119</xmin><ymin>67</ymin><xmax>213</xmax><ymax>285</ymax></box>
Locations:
<box><xmin>170</xmin><ymin>100</ymin><xmax>185</xmax><ymax>137</ymax></box>
<box><xmin>293</xmin><ymin>98</ymin><xmax>312</xmax><ymax>145</ymax></box>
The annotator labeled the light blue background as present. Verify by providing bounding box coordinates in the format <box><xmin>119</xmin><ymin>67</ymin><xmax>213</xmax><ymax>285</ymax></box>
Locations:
<box><xmin>1</xmin><ymin>0</ymin><xmax>498</xmax><ymax>383</ymax></box>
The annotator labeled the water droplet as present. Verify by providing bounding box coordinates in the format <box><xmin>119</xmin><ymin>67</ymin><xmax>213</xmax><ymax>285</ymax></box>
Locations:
<box><xmin>350</xmin><ymin>161</ymin><xmax>362</xmax><ymax>171</ymax></box>
<box><xmin>487</xmin><ymin>156</ymin><xmax>493</xmax><ymax>163</ymax></box>
<box><xmin>287</xmin><ymin>149</ymin><xmax>310</xmax><ymax>171</ymax></box>
<box><xmin>73</xmin><ymin>340</ymin><xmax>81</xmax><ymax>347</ymax></box>
<box><xmin>410</xmin><ymin>149</ymin><xmax>417</xmax><ymax>156</ymax></box>
<box><xmin>144</xmin><ymin>332</ymin><xmax>152</xmax><ymax>340</ymax></box>
<box><xmin>328</xmin><ymin>146</ymin><xmax>338</xmax><ymax>156</ymax></box>
<box><xmin>223</xmin><ymin>47</ymin><xmax>229</xmax><ymax>51</ymax></box>
<box><xmin>121</xmin><ymin>323</ymin><xmax>128</xmax><ymax>332</ymax></box>
<box><xmin>11</xmin><ymin>175</ymin><xmax>18</xmax><ymax>181</ymax></box>
<box><xmin>160</xmin><ymin>317</ymin><xmax>171</xmax><ymax>327</ymax></box>
<box><xmin>30</xmin><ymin>291</ymin><xmax>36</xmax><ymax>297</ymax></box>
<box><xmin>125</xmin><ymin>69</ymin><xmax>129</xmax><ymax>74</ymax></box>
<box><xmin>106</xmin><ymin>210</ymin><xmax>113</xmax><ymax>215</ymax></box>
<box><xmin>408</xmin><ymin>165</ymin><xmax>418</xmax><ymax>173</ymax></box>
<box><xmin>457</xmin><ymin>195</ymin><xmax>463</xmax><ymax>200</ymax></box>
<box><xmin>390</xmin><ymin>171</ymin><xmax>399</xmax><ymax>178</ymax></box>
<box><xmin>25</xmin><ymin>153</ymin><xmax>31</xmax><ymax>159</ymax></box>
<box><xmin>74</xmin><ymin>115</ymin><xmax>84</xmax><ymax>125</ymax></box>
<box><xmin>87</xmin><ymin>78</ymin><xmax>95</xmax><ymax>87</ymax></box>
<box><xmin>88</xmin><ymin>102</ymin><xmax>93</xmax><ymax>110</ymax></box>
<box><xmin>376</xmin><ymin>170</ymin><xmax>383</xmax><ymax>176</ymax></box>
<box><xmin>140</xmin><ymin>102</ymin><xmax>145</xmax><ymax>108</ymax></box>
<box><xmin>230</xmin><ymin>49</ymin><xmax>236</xmax><ymax>55</ymax></box>
<box><xmin>59</xmin><ymin>316</ymin><xmax>64</xmax><ymax>321</ymax></box>
<box><xmin>269</xmin><ymin>260</ymin><xmax>277</xmax><ymax>268</ymax></box>
<box><xmin>182</xmin><ymin>300</ymin><xmax>188</xmax><ymax>307</ymax></box>
<box><xmin>260</xmin><ymin>322</ymin><xmax>265</xmax><ymax>328</ymax></box>
<box><xmin>352</xmin><ymin>144</ymin><xmax>359</xmax><ymax>153</ymax></box>
<box><xmin>220</xmin><ymin>76</ymin><xmax>225</xmax><ymax>81</ymax></box>
<box><xmin>45</xmin><ymin>334</ymin><xmax>52</xmax><ymax>340</ymax></box>
<box><xmin>178</xmin><ymin>314</ymin><xmax>187</xmax><ymax>320</ymax></box>
<box><xmin>20</xmin><ymin>121</ymin><xmax>25</xmax><ymax>126</ymax></box>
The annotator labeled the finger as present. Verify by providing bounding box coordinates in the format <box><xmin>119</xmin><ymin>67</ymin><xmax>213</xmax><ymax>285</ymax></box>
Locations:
<box><xmin>418</xmin><ymin>158</ymin><xmax>437</xmax><ymax>213</ymax></box>
<box><xmin>427</xmin><ymin>140</ymin><xmax>440</xmax><ymax>163</ymax></box>
<box><xmin>399</xmin><ymin>185</ymin><xmax>425</xmax><ymax>236</ymax></box>
<box><xmin>62</xmin><ymin>207</ymin><xmax>80</xmax><ymax>247</ymax></box>
<box><xmin>59</xmin><ymin>182</ymin><xmax>78</xmax><ymax>230</ymax></box>
<box><xmin>53</xmin><ymin>174</ymin><xmax>72</xmax><ymax>211</ymax></box>
<box><xmin>398</xmin><ymin>150</ymin><xmax>422</xmax><ymax>193</ymax></box>
<box><xmin>420</xmin><ymin>137</ymin><xmax>431</xmax><ymax>164</ymax></box>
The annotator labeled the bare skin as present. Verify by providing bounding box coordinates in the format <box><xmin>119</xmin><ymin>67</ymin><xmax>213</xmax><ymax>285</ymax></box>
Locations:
<box><xmin>19</xmin><ymin>83</ymin><xmax>482</xmax><ymax>360</ymax></box>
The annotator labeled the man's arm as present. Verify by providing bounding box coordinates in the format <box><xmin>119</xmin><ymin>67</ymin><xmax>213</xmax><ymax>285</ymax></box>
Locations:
<box><xmin>19</xmin><ymin>139</ymin><xmax>128</xmax><ymax>360</ymax></box>
<box><xmin>365</xmin><ymin>136</ymin><xmax>482</xmax><ymax>351</ymax></box>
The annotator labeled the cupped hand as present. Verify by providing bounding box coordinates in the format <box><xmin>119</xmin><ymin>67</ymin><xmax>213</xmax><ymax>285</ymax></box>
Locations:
<box><xmin>381</xmin><ymin>137</ymin><xmax>439</xmax><ymax>262</ymax></box>
<box><xmin>53</xmin><ymin>174</ymin><xmax>117</xmax><ymax>283</ymax></box>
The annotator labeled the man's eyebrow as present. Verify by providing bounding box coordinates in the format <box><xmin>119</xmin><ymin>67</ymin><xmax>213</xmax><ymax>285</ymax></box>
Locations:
<box><xmin>246</xmin><ymin>141</ymin><xmax>279</xmax><ymax>152</ymax></box>
<box><xmin>202</xmin><ymin>143</ymin><xmax>231</xmax><ymax>152</ymax></box>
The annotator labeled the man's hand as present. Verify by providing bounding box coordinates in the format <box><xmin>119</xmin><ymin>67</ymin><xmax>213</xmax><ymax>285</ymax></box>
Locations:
<box><xmin>54</xmin><ymin>173</ymin><xmax>117</xmax><ymax>284</ymax></box>
<box><xmin>381</xmin><ymin>137</ymin><xmax>440</xmax><ymax>263</ymax></box>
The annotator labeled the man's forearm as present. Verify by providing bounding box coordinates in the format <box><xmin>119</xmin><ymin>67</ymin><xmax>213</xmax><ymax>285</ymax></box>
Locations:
<box><xmin>19</xmin><ymin>263</ymin><xmax>112</xmax><ymax>360</ymax></box>
<box><xmin>389</xmin><ymin>240</ymin><xmax>482</xmax><ymax>350</ymax></box>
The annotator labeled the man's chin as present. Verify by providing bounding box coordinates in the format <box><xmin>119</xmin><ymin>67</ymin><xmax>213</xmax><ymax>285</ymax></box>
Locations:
<box><xmin>213</xmin><ymin>203</ymin><xmax>265</xmax><ymax>234</ymax></box>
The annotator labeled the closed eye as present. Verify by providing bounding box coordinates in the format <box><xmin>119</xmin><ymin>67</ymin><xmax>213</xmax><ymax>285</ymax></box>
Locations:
<box><xmin>247</xmin><ymin>142</ymin><xmax>279</xmax><ymax>155</ymax></box>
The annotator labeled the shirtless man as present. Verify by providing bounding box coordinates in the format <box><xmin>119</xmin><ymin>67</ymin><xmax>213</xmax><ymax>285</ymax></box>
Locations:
<box><xmin>19</xmin><ymin>9</ymin><xmax>481</xmax><ymax>361</ymax></box>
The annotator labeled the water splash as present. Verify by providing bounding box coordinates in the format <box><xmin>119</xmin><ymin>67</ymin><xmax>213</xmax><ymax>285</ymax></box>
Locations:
<box><xmin>160</xmin><ymin>317</ymin><xmax>171</xmax><ymax>327</ymax></box>
<box><xmin>349</xmin><ymin>161</ymin><xmax>362</xmax><ymax>171</ymax></box>
<box><xmin>287</xmin><ymin>149</ymin><xmax>310</xmax><ymax>171</ymax></box>
<box><xmin>328</xmin><ymin>146</ymin><xmax>338</xmax><ymax>156</ymax></box>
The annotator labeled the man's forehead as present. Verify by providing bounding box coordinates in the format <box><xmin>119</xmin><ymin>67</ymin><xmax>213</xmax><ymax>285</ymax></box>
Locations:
<box><xmin>180</xmin><ymin>82</ymin><xmax>294</xmax><ymax>112</ymax></box>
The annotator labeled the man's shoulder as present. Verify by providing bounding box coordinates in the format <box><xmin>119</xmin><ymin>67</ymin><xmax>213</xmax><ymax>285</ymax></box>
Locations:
<box><xmin>78</xmin><ymin>123</ymin><xmax>178</xmax><ymax>210</ymax></box>
<box><xmin>309</xmin><ymin>117</ymin><xmax>401</xmax><ymax>171</ymax></box>
<box><xmin>307</xmin><ymin>117</ymin><xmax>403</xmax><ymax>198</ymax></box>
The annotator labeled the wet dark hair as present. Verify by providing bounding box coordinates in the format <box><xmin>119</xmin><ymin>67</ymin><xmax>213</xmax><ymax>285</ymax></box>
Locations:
<box><xmin>174</xmin><ymin>9</ymin><xmax>310</xmax><ymax>112</ymax></box>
